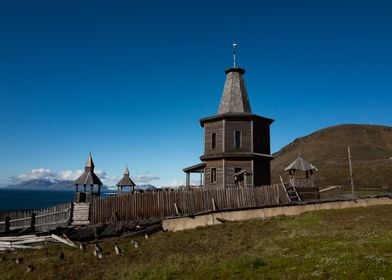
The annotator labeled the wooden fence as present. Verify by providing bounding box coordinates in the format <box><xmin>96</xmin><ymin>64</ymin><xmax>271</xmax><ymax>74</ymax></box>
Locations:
<box><xmin>0</xmin><ymin>203</ymin><xmax>72</xmax><ymax>233</ymax></box>
<box><xmin>91</xmin><ymin>185</ymin><xmax>289</xmax><ymax>224</ymax></box>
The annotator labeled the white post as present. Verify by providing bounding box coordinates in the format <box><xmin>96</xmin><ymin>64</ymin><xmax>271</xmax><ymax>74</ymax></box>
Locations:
<box><xmin>185</xmin><ymin>173</ymin><xmax>190</xmax><ymax>187</ymax></box>
<box><xmin>348</xmin><ymin>147</ymin><xmax>355</xmax><ymax>194</ymax></box>
<box><xmin>244</xmin><ymin>174</ymin><xmax>247</xmax><ymax>188</ymax></box>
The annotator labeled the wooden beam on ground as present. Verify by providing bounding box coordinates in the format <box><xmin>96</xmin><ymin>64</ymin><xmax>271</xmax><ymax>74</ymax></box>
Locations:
<box><xmin>51</xmin><ymin>234</ymin><xmax>77</xmax><ymax>248</ymax></box>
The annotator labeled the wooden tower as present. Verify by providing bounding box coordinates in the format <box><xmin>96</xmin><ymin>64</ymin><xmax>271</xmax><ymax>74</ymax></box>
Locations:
<box><xmin>283</xmin><ymin>156</ymin><xmax>320</xmax><ymax>200</ymax></box>
<box><xmin>74</xmin><ymin>153</ymin><xmax>103</xmax><ymax>202</ymax></box>
<box><xmin>284</xmin><ymin>156</ymin><xmax>317</xmax><ymax>188</ymax></box>
<box><xmin>184</xmin><ymin>62</ymin><xmax>274</xmax><ymax>188</ymax></box>
<box><xmin>116</xmin><ymin>165</ymin><xmax>136</xmax><ymax>193</ymax></box>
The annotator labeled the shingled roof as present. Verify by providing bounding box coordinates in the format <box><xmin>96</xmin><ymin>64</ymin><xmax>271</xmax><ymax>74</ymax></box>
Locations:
<box><xmin>284</xmin><ymin>156</ymin><xmax>318</xmax><ymax>172</ymax></box>
<box><xmin>218</xmin><ymin>67</ymin><xmax>252</xmax><ymax>114</ymax></box>
<box><xmin>116</xmin><ymin>165</ymin><xmax>136</xmax><ymax>187</ymax></box>
<box><xmin>74</xmin><ymin>153</ymin><xmax>103</xmax><ymax>186</ymax></box>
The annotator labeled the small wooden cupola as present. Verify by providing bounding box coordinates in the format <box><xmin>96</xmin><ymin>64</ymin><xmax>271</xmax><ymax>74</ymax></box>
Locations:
<box><xmin>116</xmin><ymin>165</ymin><xmax>136</xmax><ymax>193</ymax></box>
<box><xmin>74</xmin><ymin>153</ymin><xmax>103</xmax><ymax>202</ymax></box>
<box><xmin>284</xmin><ymin>156</ymin><xmax>318</xmax><ymax>188</ymax></box>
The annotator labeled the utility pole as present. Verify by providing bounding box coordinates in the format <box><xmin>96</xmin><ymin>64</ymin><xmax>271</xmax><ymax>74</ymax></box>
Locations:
<box><xmin>348</xmin><ymin>147</ymin><xmax>355</xmax><ymax>194</ymax></box>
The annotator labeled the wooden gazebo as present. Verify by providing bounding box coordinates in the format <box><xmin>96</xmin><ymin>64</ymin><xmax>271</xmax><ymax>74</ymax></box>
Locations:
<box><xmin>284</xmin><ymin>156</ymin><xmax>319</xmax><ymax>200</ymax></box>
<box><xmin>116</xmin><ymin>165</ymin><xmax>136</xmax><ymax>193</ymax></box>
<box><xmin>74</xmin><ymin>153</ymin><xmax>103</xmax><ymax>202</ymax></box>
<box><xmin>284</xmin><ymin>156</ymin><xmax>318</xmax><ymax>188</ymax></box>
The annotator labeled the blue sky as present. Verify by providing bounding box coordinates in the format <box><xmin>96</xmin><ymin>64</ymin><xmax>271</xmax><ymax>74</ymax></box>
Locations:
<box><xmin>0</xmin><ymin>0</ymin><xmax>391</xmax><ymax>187</ymax></box>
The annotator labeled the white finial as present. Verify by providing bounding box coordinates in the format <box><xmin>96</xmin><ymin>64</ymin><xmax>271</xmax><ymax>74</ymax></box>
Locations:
<box><xmin>124</xmin><ymin>164</ymin><xmax>129</xmax><ymax>175</ymax></box>
<box><xmin>233</xmin><ymin>43</ymin><xmax>237</xmax><ymax>67</ymax></box>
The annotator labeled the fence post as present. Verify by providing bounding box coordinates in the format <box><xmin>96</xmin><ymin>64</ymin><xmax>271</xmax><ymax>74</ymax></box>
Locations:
<box><xmin>275</xmin><ymin>185</ymin><xmax>280</xmax><ymax>204</ymax></box>
<box><xmin>212</xmin><ymin>198</ymin><xmax>216</xmax><ymax>211</ymax></box>
<box><xmin>112</xmin><ymin>211</ymin><xmax>119</xmax><ymax>222</ymax></box>
<box><xmin>68</xmin><ymin>203</ymin><xmax>74</xmax><ymax>226</ymax></box>
<box><xmin>30</xmin><ymin>213</ymin><xmax>36</xmax><ymax>232</ymax></box>
<box><xmin>174</xmin><ymin>203</ymin><xmax>180</xmax><ymax>216</ymax></box>
<box><xmin>5</xmin><ymin>216</ymin><xmax>10</xmax><ymax>232</ymax></box>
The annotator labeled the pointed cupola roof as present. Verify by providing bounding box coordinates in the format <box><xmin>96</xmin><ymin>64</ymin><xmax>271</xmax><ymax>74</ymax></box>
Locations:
<box><xmin>85</xmin><ymin>152</ymin><xmax>94</xmax><ymax>171</ymax></box>
<box><xmin>284</xmin><ymin>156</ymin><xmax>318</xmax><ymax>172</ymax></box>
<box><xmin>116</xmin><ymin>165</ymin><xmax>136</xmax><ymax>187</ymax></box>
<box><xmin>74</xmin><ymin>153</ymin><xmax>103</xmax><ymax>186</ymax></box>
<box><xmin>218</xmin><ymin>67</ymin><xmax>252</xmax><ymax>114</ymax></box>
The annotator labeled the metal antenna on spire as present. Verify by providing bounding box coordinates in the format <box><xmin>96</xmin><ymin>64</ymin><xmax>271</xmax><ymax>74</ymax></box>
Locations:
<box><xmin>233</xmin><ymin>43</ymin><xmax>237</xmax><ymax>67</ymax></box>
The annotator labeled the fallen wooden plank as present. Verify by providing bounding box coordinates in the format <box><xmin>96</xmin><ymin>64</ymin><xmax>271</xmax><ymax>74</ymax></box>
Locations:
<box><xmin>0</xmin><ymin>235</ymin><xmax>38</xmax><ymax>241</ymax></box>
<box><xmin>319</xmin><ymin>186</ymin><xmax>342</xmax><ymax>193</ymax></box>
<box><xmin>11</xmin><ymin>244</ymin><xmax>41</xmax><ymax>249</ymax></box>
<box><xmin>12</xmin><ymin>238</ymin><xmax>47</xmax><ymax>245</ymax></box>
<box><xmin>51</xmin><ymin>234</ymin><xmax>77</xmax><ymax>248</ymax></box>
<box><xmin>62</xmin><ymin>234</ymin><xmax>77</xmax><ymax>247</ymax></box>
<box><xmin>0</xmin><ymin>244</ymin><xmax>41</xmax><ymax>250</ymax></box>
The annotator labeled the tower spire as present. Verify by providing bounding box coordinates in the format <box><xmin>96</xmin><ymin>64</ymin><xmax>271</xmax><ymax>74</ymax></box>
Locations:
<box><xmin>233</xmin><ymin>43</ymin><xmax>237</xmax><ymax>68</ymax></box>
<box><xmin>124</xmin><ymin>164</ymin><xmax>130</xmax><ymax>176</ymax></box>
<box><xmin>85</xmin><ymin>152</ymin><xmax>95</xmax><ymax>171</ymax></box>
<box><xmin>217</xmin><ymin>45</ymin><xmax>251</xmax><ymax>114</ymax></box>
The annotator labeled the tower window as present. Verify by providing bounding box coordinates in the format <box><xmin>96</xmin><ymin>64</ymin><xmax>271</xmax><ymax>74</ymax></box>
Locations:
<box><xmin>235</xmin><ymin>131</ymin><xmax>242</xmax><ymax>149</ymax></box>
<box><xmin>211</xmin><ymin>168</ymin><xmax>217</xmax><ymax>183</ymax></box>
<box><xmin>212</xmin><ymin>133</ymin><xmax>216</xmax><ymax>149</ymax></box>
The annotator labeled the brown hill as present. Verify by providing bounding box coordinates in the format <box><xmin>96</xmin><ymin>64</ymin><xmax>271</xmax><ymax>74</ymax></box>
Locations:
<box><xmin>271</xmin><ymin>124</ymin><xmax>392</xmax><ymax>189</ymax></box>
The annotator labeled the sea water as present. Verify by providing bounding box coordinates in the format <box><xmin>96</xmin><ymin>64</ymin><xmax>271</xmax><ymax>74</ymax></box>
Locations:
<box><xmin>0</xmin><ymin>189</ymin><xmax>76</xmax><ymax>211</ymax></box>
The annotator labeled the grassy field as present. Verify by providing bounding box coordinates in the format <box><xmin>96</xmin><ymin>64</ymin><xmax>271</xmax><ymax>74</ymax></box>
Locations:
<box><xmin>1</xmin><ymin>205</ymin><xmax>392</xmax><ymax>279</ymax></box>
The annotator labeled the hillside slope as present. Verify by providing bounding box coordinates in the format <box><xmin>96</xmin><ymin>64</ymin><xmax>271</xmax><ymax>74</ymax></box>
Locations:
<box><xmin>271</xmin><ymin>124</ymin><xmax>392</xmax><ymax>188</ymax></box>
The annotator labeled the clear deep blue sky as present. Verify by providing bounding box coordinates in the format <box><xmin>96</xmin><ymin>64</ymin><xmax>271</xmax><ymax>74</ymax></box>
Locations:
<box><xmin>0</xmin><ymin>0</ymin><xmax>391</xmax><ymax>187</ymax></box>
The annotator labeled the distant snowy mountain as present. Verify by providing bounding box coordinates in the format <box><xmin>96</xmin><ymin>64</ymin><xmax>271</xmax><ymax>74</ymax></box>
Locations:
<box><xmin>5</xmin><ymin>179</ymin><xmax>112</xmax><ymax>191</ymax></box>
<box><xmin>136</xmin><ymin>184</ymin><xmax>157</xmax><ymax>191</ymax></box>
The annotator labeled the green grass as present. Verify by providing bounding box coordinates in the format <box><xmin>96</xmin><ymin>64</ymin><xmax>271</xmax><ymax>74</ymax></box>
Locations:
<box><xmin>1</xmin><ymin>205</ymin><xmax>392</xmax><ymax>279</ymax></box>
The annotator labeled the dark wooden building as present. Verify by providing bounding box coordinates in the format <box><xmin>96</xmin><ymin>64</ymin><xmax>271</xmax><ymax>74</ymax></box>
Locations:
<box><xmin>184</xmin><ymin>65</ymin><xmax>274</xmax><ymax>188</ymax></box>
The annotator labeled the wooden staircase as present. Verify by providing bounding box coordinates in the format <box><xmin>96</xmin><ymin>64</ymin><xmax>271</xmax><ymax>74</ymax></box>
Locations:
<box><xmin>284</xmin><ymin>185</ymin><xmax>302</xmax><ymax>202</ymax></box>
<box><xmin>72</xmin><ymin>203</ymin><xmax>90</xmax><ymax>226</ymax></box>
<box><xmin>280</xmin><ymin>175</ymin><xmax>302</xmax><ymax>202</ymax></box>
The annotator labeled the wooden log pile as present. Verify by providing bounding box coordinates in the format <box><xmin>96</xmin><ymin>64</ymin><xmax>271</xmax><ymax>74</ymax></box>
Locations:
<box><xmin>0</xmin><ymin>235</ymin><xmax>64</xmax><ymax>251</ymax></box>
<box><xmin>0</xmin><ymin>217</ymin><xmax>162</xmax><ymax>251</ymax></box>
<box><xmin>49</xmin><ymin>217</ymin><xmax>162</xmax><ymax>243</ymax></box>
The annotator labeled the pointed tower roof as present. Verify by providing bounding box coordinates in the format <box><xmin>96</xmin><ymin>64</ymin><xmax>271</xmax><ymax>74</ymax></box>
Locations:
<box><xmin>85</xmin><ymin>152</ymin><xmax>94</xmax><ymax>170</ymax></box>
<box><xmin>284</xmin><ymin>156</ymin><xmax>318</xmax><ymax>172</ymax></box>
<box><xmin>74</xmin><ymin>153</ymin><xmax>103</xmax><ymax>186</ymax></box>
<box><xmin>123</xmin><ymin>165</ymin><xmax>129</xmax><ymax>175</ymax></box>
<box><xmin>116</xmin><ymin>165</ymin><xmax>136</xmax><ymax>187</ymax></box>
<box><xmin>218</xmin><ymin>67</ymin><xmax>252</xmax><ymax>114</ymax></box>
